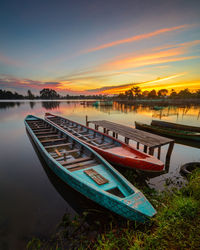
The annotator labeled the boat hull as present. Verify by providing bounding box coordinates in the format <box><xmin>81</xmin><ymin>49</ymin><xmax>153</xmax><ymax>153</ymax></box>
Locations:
<box><xmin>135</xmin><ymin>122</ymin><xmax>200</xmax><ymax>142</ymax></box>
<box><xmin>152</xmin><ymin>120</ymin><xmax>200</xmax><ymax>133</ymax></box>
<box><xmin>45</xmin><ymin>114</ymin><xmax>164</xmax><ymax>172</ymax></box>
<box><xmin>25</xmin><ymin>116</ymin><xmax>156</xmax><ymax>222</ymax></box>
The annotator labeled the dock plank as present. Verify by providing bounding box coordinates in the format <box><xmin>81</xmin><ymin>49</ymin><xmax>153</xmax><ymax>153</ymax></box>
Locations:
<box><xmin>89</xmin><ymin>120</ymin><xmax>173</xmax><ymax>147</ymax></box>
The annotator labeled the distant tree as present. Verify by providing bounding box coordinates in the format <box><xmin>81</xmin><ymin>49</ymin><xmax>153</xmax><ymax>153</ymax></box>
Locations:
<box><xmin>195</xmin><ymin>89</ymin><xmax>200</xmax><ymax>98</ymax></box>
<box><xmin>0</xmin><ymin>89</ymin><xmax>24</xmax><ymax>99</ymax></box>
<box><xmin>27</xmin><ymin>90</ymin><xmax>34</xmax><ymax>99</ymax></box>
<box><xmin>148</xmin><ymin>89</ymin><xmax>157</xmax><ymax>98</ymax></box>
<box><xmin>170</xmin><ymin>89</ymin><xmax>177</xmax><ymax>98</ymax></box>
<box><xmin>142</xmin><ymin>90</ymin><xmax>149</xmax><ymax>98</ymax></box>
<box><xmin>157</xmin><ymin>89</ymin><xmax>168</xmax><ymax>97</ymax></box>
<box><xmin>177</xmin><ymin>88</ymin><xmax>192</xmax><ymax>98</ymax></box>
<box><xmin>131</xmin><ymin>86</ymin><xmax>142</xmax><ymax>98</ymax></box>
<box><xmin>125</xmin><ymin>89</ymin><xmax>134</xmax><ymax>100</ymax></box>
<box><xmin>117</xmin><ymin>93</ymin><xmax>126</xmax><ymax>99</ymax></box>
<box><xmin>40</xmin><ymin>88</ymin><xmax>60</xmax><ymax>99</ymax></box>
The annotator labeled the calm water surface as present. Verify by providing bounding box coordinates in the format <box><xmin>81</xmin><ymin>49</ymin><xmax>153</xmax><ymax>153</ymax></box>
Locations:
<box><xmin>0</xmin><ymin>100</ymin><xmax>199</xmax><ymax>249</ymax></box>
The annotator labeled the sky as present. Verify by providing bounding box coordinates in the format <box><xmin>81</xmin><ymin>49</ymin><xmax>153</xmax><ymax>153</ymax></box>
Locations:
<box><xmin>0</xmin><ymin>0</ymin><xmax>200</xmax><ymax>95</ymax></box>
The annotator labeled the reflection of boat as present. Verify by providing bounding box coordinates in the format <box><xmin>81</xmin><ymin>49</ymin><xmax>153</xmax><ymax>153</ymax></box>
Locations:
<box><xmin>25</xmin><ymin>115</ymin><xmax>156</xmax><ymax>222</ymax></box>
<box><xmin>151</xmin><ymin>120</ymin><xmax>200</xmax><ymax>132</ymax></box>
<box><xmin>135</xmin><ymin>121</ymin><xmax>200</xmax><ymax>142</ymax></box>
<box><xmin>153</xmin><ymin>106</ymin><xmax>165</xmax><ymax>111</ymax></box>
<box><xmin>92</xmin><ymin>101</ymin><xmax>113</xmax><ymax>107</ymax></box>
<box><xmin>45</xmin><ymin>113</ymin><xmax>164</xmax><ymax>172</ymax></box>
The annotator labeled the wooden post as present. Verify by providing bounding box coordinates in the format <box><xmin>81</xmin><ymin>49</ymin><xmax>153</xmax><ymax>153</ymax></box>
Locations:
<box><xmin>103</xmin><ymin>128</ymin><xmax>106</xmax><ymax>133</ymax></box>
<box><xmin>149</xmin><ymin>147</ymin><xmax>154</xmax><ymax>156</ymax></box>
<box><xmin>166</xmin><ymin>141</ymin><xmax>174</xmax><ymax>160</ymax></box>
<box><xmin>116</xmin><ymin>133</ymin><xmax>118</xmax><ymax>139</ymax></box>
<box><xmin>86</xmin><ymin>115</ymin><xmax>88</xmax><ymax>126</ymax></box>
<box><xmin>157</xmin><ymin>147</ymin><xmax>161</xmax><ymax>159</ymax></box>
<box><xmin>112</xmin><ymin>132</ymin><xmax>116</xmax><ymax>137</ymax></box>
<box><xmin>125</xmin><ymin>137</ymin><xmax>129</xmax><ymax>144</ymax></box>
<box><xmin>137</xmin><ymin>142</ymin><xmax>140</xmax><ymax>149</ymax></box>
<box><xmin>144</xmin><ymin>145</ymin><xmax>147</xmax><ymax>153</ymax></box>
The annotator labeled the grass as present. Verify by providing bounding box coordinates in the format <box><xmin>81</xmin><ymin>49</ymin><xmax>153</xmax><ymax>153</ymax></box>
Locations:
<box><xmin>26</xmin><ymin>169</ymin><xmax>200</xmax><ymax>250</ymax></box>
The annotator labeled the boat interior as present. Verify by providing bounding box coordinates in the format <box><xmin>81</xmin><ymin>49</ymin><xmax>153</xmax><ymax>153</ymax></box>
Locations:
<box><xmin>47</xmin><ymin>116</ymin><xmax>121</xmax><ymax>150</ymax></box>
<box><xmin>26</xmin><ymin>117</ymin><xmax>135</xmax><ymax>198</ymax></box>
<box><xmin>46</xmin><ymin>115</ymin><xmax>145</xmax><ymax>159</ymax></box>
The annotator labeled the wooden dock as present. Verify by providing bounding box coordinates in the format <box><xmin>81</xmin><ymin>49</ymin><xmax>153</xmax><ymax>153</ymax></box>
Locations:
<box><xmin>86</xmin><ymin>118</ymin><xmax>174</xmax><ymax>161</ymax></box>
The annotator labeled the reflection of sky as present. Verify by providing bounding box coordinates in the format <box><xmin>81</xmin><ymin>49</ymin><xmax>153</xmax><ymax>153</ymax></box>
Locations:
<box><xmin>0</xmin><ymin>0</ymin><xmax>200</xmax><ymax>95</ymax></box>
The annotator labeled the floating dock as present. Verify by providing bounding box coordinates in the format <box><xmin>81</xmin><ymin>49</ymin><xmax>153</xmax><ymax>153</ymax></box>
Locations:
<box><xmin>86</xmin><ymin>118</ymin><xmax>174</xmax><ymax>161</ymax></box>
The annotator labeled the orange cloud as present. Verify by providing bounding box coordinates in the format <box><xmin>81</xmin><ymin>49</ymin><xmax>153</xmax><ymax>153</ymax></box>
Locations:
<box><xmin>102</xmin><ymin>46</ymin><xmax>199</xmax><ymax>71</ymax></box>
<box><xmin>100</xmin><ymin>74</ymin><xmax>186</xmax><ymax>94</ymax></box>
<box><xmin>86</xmin><ymin>25</ymin><xmax>189</xmax><ymax>52</ymax></box>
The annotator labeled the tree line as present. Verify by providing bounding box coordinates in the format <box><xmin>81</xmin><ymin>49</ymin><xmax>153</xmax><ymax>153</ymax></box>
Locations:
<box><xmin>0</xmin><ymin>88</ymin><xmax>106</xmax><ymax>100</ymax></box>
<box><xmin>1</xmin><ymin>87</ymin><xmax>200</xmax><ymax>100</ymax></box>
<box><xmin>116</xmin><ymin>87</ymin><xmax>200</xmax><ymax>100</ymax></box>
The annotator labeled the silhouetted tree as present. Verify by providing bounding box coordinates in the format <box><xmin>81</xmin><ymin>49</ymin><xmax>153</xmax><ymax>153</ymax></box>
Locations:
<box><xmin>40</xmin><ymin>88</ymin><xmax>60</xmax><ymax>99</ymax></box>
<box><xmin>131</xmin><ymin>86</ymin><xmax>142</xmax><ymax>98</ymax></box>
<box><xmin>177</xmin><ymin>88</ymin><xmax>192</xmax><ymax>98</ymax></box>
<box><xmin>125</xmin><ymin>89</ymin><xmax>134</xmax><ymax>100</ymax></box>
<box><xmin>157</xmin><ymin>89</ymin><xmax>168</xmax><ymax>97</ymax></box>
<box><xmin>142</xmin><ymin>90</ymin><xmax>149</xmax><ymax>97</ymax></box>
<box><xmin>148</xmin><ymin>89</ymin><xmax>157</xmax><ymax>98</ymax></box>
<box><xmin>170</xmin><ymin>89</ymin><xmax>177</xmax><ymax>98</ymax></box>
<box><xmin>27</xmin><ymin>90</ymin><xmax>34</xmax><ymax>99</ymax></box>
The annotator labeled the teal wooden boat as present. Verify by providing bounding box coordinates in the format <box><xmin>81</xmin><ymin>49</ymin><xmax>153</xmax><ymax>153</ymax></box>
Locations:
<box><xmin>25</xmin><ymin>115</ymin><xmax>156</xmax><ymax>222</ymax></box>
<box><xmin>151</xmin><ymin>120</ymin><xmax>200</xmax><ymax>133</ymax></box>
<box><xmin>135</xmin><ymin>121</ymin><xmax>200</xmax><ymax>142</ymax></box>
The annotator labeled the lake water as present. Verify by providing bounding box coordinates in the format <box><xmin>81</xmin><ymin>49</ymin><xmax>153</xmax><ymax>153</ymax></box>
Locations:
<box><xmin>0</xmin><ymin>100</ymin><xmax>199</xmax><ymax>249</ymax></box>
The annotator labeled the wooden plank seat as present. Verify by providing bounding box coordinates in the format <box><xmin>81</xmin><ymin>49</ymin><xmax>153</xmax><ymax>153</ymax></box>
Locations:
<box><xmin>68</xmin><ymin>125</ymin><xmax>77</xmax><ymax>129</ymax></box>
<box><xmin>41</xmin><ymin>138</ymin><xmax>66</xmax><ymax>144</ymax></box>
<box><xmin>31</xmin><ymin>126</ymin><xmax>49</xmax><ymax>129</ymax></box>
<box><xmin>68</xmin><ymin>160</ymin><xmax>97</xmax><ymax>172</ymax></box>
<box><xmin>27</xmin><ymin>121</ymin><xmax>44</xmax><ymax>124</ymax></box>
<box><xmin>60</xmin><ymin>157</ymin><xmax>92</xmax><ymax>166</ymax></box>
<box><xmin>98</xmin><ymin>142</ymin><xmax>114</xmax><ymax>148</ymax></box>
<box><xmin>37</xmin><ymin>134</ymin><xmax>59</xmax><ymax>139</ymax></box>
<box><xmin>76</xmin><ymin>133</ymin><xmax>92</xmax><ymax>138</ymax></box>
<box><xmin>84</xmin><ymin>169</ymin><xmax>109</xmax><ymax>185</ymax></box>
<box><xmin>32</xmin><ymin>126</ymin><xmax>50</xmax><ymax>130</ymax></box>
<box><xmin>45</xmin><ymin>142</ymin><xmax>72</xmax><ymax>149</ymax></box>
<box><xmin>85</xmin><ymin>137</ymin><xmax>100</xmax><ymax>143</ymax></box>
<box><xmin>55</xmin><ymin>149</ymin><xmax>80</xmax><ymax>160</ymax></box>
<box><xmin>34</xmin><ymin>130</ymin><xmax>54</xmax><ymax>135</ymax></box>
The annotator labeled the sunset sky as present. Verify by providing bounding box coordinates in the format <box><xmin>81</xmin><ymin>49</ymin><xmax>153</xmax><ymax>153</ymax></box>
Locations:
<box><xmin>0</xmin><ymin>0</ymin><xmax>200</xmax><ymax>95</ymax></box>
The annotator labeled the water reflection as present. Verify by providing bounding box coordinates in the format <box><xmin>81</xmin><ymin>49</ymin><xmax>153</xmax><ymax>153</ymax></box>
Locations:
<box><xmin>29</xmin><ymin>101</ymin><xmax>36</xmax><ymax>109</ymax></box>
<box><xmin>0</xmin><ymin>101</ymin><xmax>22</xmax><ymax>109</ymax></box>
<box><xmin>41</xmin><ymin>101</ymin><xmax>60</xmax><ymax>110</ymax></box>
<box><xmin>113</xmin><ymin>102</ymin><xmax>200</xmax><ymax>120</ymax></box>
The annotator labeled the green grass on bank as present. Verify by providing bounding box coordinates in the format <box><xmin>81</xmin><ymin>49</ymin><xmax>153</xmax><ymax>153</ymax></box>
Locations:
<box><xmin>27</xmin><ymin>170</ymin><xmax>200</xmax><ymax>250</ymax></box>
<box><xmin>85</xmin><ymin>169</ymin><xmax>200</xmax><ymax>250</ymax></box>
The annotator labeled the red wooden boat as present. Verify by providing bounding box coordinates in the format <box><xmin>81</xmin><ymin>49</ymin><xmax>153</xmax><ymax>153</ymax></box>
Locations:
<box><xmin>45</xmin><ymin>113</ymin><xmax>164</xmax><ymax>172</ymax></box>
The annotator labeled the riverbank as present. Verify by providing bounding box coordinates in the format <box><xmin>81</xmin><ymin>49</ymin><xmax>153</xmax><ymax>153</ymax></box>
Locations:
<box><xmin>27</xmin><ymin>169</ymin><xmax>200</xmax><ymax>249</ymax></box>
<box><xmin>115</xmin><ymin>98</ymin><xmax>200</xmax><ymax>106</ymax></box>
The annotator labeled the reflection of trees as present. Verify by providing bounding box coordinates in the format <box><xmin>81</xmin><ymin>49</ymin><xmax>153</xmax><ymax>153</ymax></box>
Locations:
<box><xmin>152</xmin><ymin>106</ymin><xmax>200</xmax><ymax>120</ymax></box>
<box><xmin>0</xmin><ymin>102</ymin><xmax>22</xmax><ymax>109</ymax></box>
<box><xmin>29</xmin><ymin>102</ymin><xmax>36</xmax><ymax>109</ymax></box>
<box><xmin>42</xmin><ymin>101</ymin><xmax>60</xmax><ymax>110</ymax></box>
